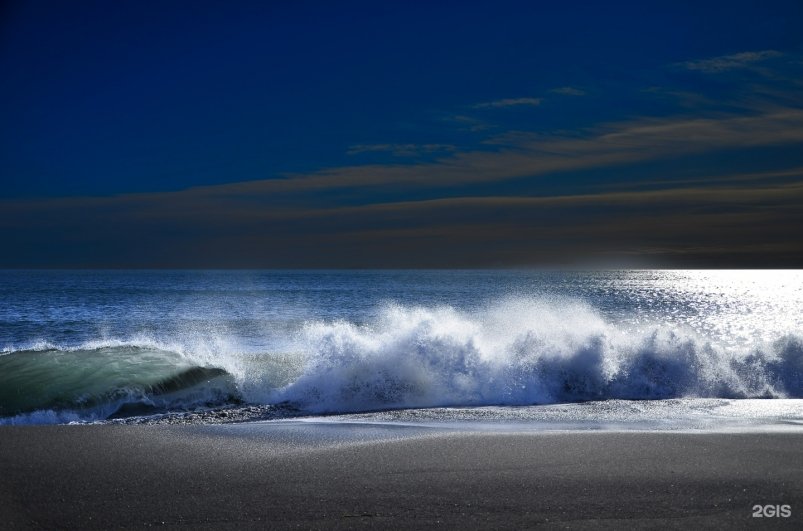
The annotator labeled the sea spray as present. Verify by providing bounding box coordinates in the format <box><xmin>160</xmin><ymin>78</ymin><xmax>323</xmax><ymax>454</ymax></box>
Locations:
<box><xmin>273</xmin><ymin>299</ymin><xmax>803</xmax><ymax>412</ymax></box>
<box><xmin>2</xmin><ymin>269</ymin><xmax>802</xmax><ymax>424</ymax></box>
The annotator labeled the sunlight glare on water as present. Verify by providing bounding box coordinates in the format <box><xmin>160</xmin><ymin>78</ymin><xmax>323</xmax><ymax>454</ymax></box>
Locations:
<box><xmin>2</xmin><ymin>270</ymin><xmax>803</xmax><ymax>423</ymax></box>
<box><xmin>605</xmin><ymin>270</ymin><xmax>803</xmax><ymax>348</ymax></box>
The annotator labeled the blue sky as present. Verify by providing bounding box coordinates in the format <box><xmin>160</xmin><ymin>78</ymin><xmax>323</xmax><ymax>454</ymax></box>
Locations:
<box><xmin>1</xmin><ymin>1</ymin><xmax>803</xmax><ymax>267</ymax></box>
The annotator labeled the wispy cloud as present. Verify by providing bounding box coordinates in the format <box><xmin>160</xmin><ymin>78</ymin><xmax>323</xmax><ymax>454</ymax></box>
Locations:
<box><xmin>346</xmin><ymin>143</ymin><xmax>456</xmax><ymax>157</ymax></box>
<box><xmin>550</xmin><ymin>86</ymin><xmax>585</xmax><ymax>96</ymax></box>
<box><xmin>448</xmin><ymin>114</ymin><xmax>492</xmax><ymax>132</ymax></box>
<box><xmin>473</xmin><ymin>97</ymin><xmax>542</xmax><ymax>109</ymax></box>
<box><xmin>5</xmin><ymin>62</ymin><xmax>803</xmax><ymax>267</ymax></box>
<box><xmin>5</xmin><ymin>171</ymin><xmax>802</xmax><ymax>267</ymax></box>
<box><xmin>679</xmin><ymin>50</ymin><xmax>782</xmax><ymax>73</ymax></box>
<box><xmin>234</xmin><ymin>107</ymin><xmax>803</xmax><ymax>194</ymax></box>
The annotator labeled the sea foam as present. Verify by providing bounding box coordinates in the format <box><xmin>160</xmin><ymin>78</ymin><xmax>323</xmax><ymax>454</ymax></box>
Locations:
<box><xmin>271</xmin><ymin>298</ymin><xmax>803</xmax><ymax>412</ymax></box>
<box><xmin>2</xmin><ymin>297</ymin><xmax>801</xmax><ymax>423</ymax></box>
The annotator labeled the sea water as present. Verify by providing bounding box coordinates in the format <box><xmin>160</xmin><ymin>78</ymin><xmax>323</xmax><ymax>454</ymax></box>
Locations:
<box><xmin>1</xmin><ymin>270</ymin><xmax>802</xmax><ymax>428</ymax></box>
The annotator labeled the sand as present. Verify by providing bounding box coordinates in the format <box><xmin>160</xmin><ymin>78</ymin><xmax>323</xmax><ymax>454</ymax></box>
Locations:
<box><xmin>1</xmin><ymin>423</ymin><xmax>802</xmax><ymax>529</ymax></box>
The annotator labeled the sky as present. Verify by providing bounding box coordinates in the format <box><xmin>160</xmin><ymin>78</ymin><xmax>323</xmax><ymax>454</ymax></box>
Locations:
<box><xmin>1</xmin><ymin>0</ymin><xmax>803</xmax><ymax>268</ymax></box>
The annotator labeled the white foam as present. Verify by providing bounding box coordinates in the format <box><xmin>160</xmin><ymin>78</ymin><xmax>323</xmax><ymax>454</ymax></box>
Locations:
<box><xmin>268</xmin><ymin>298</ymin><xmax>803</xmax><ymax>412</ymax></box>
<box><xmin>3</xmin><ymin>296</ymin><xmax>802</xmax><ymax>422</ymax></box>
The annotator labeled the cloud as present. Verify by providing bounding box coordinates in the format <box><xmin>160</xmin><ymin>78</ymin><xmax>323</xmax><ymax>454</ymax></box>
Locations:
<box><xmin>448</xmin><ymin>114</ymin><xmax>492</xmax><ymax>132</ymax></box>
<box><xmin>4</xmin><ymin>81</ymin><xmax>803</xmax><ymax>267</ymax></box>
<box><xmin>346</xmin><ymin>143</ymin><xmax>457</xmax><ymax>157</ymax></box>
<box><xmin>28</xmin><ymin>107</ymin><xmax>789</xmax><ymax>219</ymax></box>
<box><xmin>225</xmin><ymin>107</ymin><xmax>803</xmax><ymax>195</ymax></box>
<box><xmin>473</xmin><ymin>97</ymin><xmax>542</xmax><ymax>109</ymax></box>
<box><xmin>550</xmin><ymin>86</ymin><xmax>585</xmax><ymax>96</ymax></box>
<box><xmin>4</xmin><ymin>161</ymin><xmax>803</xmax><ymax>267</ymax></box>
<box><xmin>679</xmin><ymin>50</ymin><xmax>782</xmax><ymax>73</ymax></box>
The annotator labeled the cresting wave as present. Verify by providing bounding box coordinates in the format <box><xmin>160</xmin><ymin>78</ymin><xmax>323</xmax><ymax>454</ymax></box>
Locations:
<box><xmin>2</xmin><ymin>298</ymin><xmax>802</xmax><ymax>424</ymax></box>
<box><xmin>281</xmin><ymin>299</ymin><xmax>803</xmax><ymax>412</ymax></box>
<box><xmin>0</xmin><ymin>345</ymin><xmax>241</xmax><ymax>424</ymax></box>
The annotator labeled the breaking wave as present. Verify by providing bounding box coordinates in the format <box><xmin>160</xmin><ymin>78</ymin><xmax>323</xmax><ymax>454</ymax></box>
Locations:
<box><xmin>0</xmin><ymin>344</ymin><xmax>241</xmax><ymax>423</ymax></box>
<box><xmin>2</xmin><ymin>297</ymin><xmax>802</xmax><ymax>423</ymax></box>
<box><xmin>278</xmin><ymin>299</ymin><xmax>803</xmax><ymax>412</ymax></box>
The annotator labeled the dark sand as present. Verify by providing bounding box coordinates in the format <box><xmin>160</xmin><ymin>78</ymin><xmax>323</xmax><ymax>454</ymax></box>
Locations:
<box><xmin>1</xmin><ymin>423</ymin><xmax>802</xmax><ymax>529</ymax></box>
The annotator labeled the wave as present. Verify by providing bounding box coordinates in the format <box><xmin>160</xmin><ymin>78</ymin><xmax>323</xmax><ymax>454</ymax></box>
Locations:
<box><xmin>273</xmin><ymin>299</ymin><xmax>803</xmax><ymax>413</ymax></box>
<box><xmin>0</xmin><ymin>344</ymin><xmax>241</xmax><ymax>423</ymax></box>
<box><xmin>2</xmin><ymin>297</ymin><xmax>802</xmax><ymax>423</ymax></box>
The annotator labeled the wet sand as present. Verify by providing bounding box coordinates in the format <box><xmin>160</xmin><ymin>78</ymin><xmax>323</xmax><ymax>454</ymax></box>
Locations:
<box><xmin>1</xmin><ymin>423</ymin><xmax>802</xmax><ymax>529</ymax></box>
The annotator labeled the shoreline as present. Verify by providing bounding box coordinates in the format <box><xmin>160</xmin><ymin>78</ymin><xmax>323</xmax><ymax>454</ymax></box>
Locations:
<box><xmin>2</xmin><ymin>423</ymin><xmax>802</xmax><ymax>528</ymax></box>
<box><xmin>6</xmin><ymin>397</ymin><xmax>803</xmax><ymax>429</ymax></box>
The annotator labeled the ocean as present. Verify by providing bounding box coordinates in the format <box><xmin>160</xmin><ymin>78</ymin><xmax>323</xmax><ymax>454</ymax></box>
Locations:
<box><xmin>1</xmin><ymin>269</ymin><xmax>802</xmax><ymax>428</ymax></box>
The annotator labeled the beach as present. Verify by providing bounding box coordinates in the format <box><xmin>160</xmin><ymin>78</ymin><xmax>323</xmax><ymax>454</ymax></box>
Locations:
<box><xmin>2</xmin><ymin>423</ymin><xmax>802</xmax><ymax>529</ymax></box>
<box><xmin>2</xmin><ymin>271</ymin><xmax>803</xmax><ymax>528</ymax></box>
